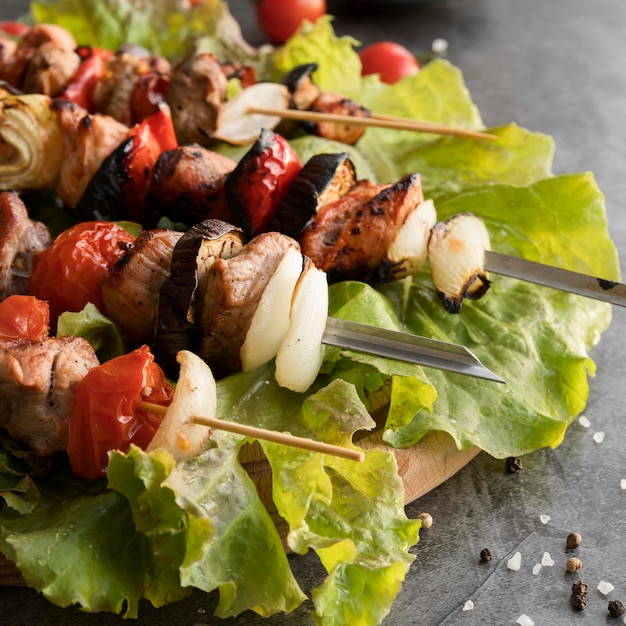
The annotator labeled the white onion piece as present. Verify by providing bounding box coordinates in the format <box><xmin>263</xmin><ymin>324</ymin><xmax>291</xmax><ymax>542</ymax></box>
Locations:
<box><xmin>274</xmin><ymin>259</ymin><xmax>328</xmax><ymax>393</ymax></box>
<box><xmin>147</xmin><ymin>350</ymin><xmax>215</xmax><ymax>461</ymax></box>
<box><xmin>213</xmin><ymin>82</ymin><xmax>290</xmax><ymax>145</ymax></box>
<box><xmin>428</xmin><ymin>212</ymin><xmax>491</xmax><ymax>313</ymax></box>
<box><xmin>240</xmin><ymin>246</ymin><xmax>304</xmax><ymax>371</ymax></box>
<box><xmin>385</xmin><ymin>198</ymin><xmax>437</xmax><ymax>278</ymax></box>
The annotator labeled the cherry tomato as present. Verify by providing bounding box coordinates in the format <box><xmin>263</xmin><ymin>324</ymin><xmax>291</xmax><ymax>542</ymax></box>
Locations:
<box><xmin>29</xmin><ymin>221</ymin><xmax>135</xmax><ymax>326</ymax></box>
<box><xmin>0</xmin><ymin>21</ymin><xmax>30</xmax><ymax>37</ymax></box>
<box><xmin>256</xmin><ymin>0</ymin><xmax>327</xmax><ymax>44</ymax></box>
<box><xmin>0</xmin><ymin>295</ymin><xmax>49</xmax><ymax>342</ymax></box>
<box><xmin>68</xmin><ymin>345</ymin><xmax>173</xmax><ymax>479</ymax></box>
<box><xmin>358</xmin><ymin>41</ymin><xmax>420</xmax><ymax>84</ymax></box>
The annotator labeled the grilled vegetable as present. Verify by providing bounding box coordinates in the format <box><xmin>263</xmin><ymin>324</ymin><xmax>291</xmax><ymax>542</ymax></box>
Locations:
<box><xmin>428</xmin><ymin>212</ymin><xmax>492</xmax><ymax>313</ymax></box>
<box><xmin>270</xmin><ymin>151</ymin><xmax>357</xmax><ymax>238</ymax></box>
<box><xmin>153</xmin><ymin>219</ymin><xmax>245</xmax><ymax>379</ymax></box>
<box><xmin>225</xmin><ymin>128</ymin><xmax>302</xmax><ymax>238</ymax></box>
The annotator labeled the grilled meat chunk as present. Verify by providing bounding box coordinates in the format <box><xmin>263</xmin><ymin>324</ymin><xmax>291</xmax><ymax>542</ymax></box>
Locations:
<box><xmin>300</xmin><ymin>173</ymin><xmax>424</xmax><ymax>282</ymax></box>
<box><xmin>0</xmin><ymin>336</ymin><xmax>99</xmax><ymax>456</ymax></box>
<box><xmin>20</xmin><ymin>42</ymin><xmax>80</xmax><ymax>97</ymax></box>
<box><xmin>0</xmin><ymin>191</ymin><xmax>51</xmax><ymax>300</ymax></box>
<box><xmin>146</xmin><ymin>145</ymin><xmax>236</xmax><ymax>226</ymax></box>
<box><xmin>198</xmin><ymin>231</ymin><xmax>299</xmax><ymax>377</ymax></box>
<box><xmin>102</xmin><ymin>229</ymin><xmax>183</xmax><ymax>346</ymax></box>
<box><xmin>165</xmin><ymin>53</ymin><xmax>227</xmax><ymax>146</ymax></box>
<box><xmin>306</xmin><ymin>92</ymin><xmax>370</xmax><ymax>145</ymax></box>
<box><xmin>53</xmin><ymin>99</ymin><xmax>130</xmax><ymax>208</ymax></box>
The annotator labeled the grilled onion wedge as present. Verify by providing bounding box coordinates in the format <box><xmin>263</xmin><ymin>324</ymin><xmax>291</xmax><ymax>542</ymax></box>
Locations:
<box><xmin>428</xmin><ymin>212</ymin><xmax>492</xmax><ymax>313</ymax></box>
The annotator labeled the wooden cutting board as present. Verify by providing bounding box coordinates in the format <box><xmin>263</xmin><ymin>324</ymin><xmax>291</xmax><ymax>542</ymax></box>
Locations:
<box><xmin>0</xmin><ymin>432</ymin><xmax>478</xmax><ymax>585</ymax></box>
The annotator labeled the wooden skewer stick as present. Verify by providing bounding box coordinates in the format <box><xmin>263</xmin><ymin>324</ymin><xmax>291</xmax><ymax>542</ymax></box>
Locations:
<box><xmin>139</xmin><ymin>401</ymin><xmax>365</xmax><ymax>462</ymax></box>
<box><xmin>247</xmin><ymin>105</ymin><xmax>498</xmax><ymax>141</ymax></box>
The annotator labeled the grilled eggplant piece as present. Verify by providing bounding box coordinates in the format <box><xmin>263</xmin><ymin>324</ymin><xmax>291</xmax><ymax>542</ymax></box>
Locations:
<box><xmin>376</xmin><ymin>198</ymin><xmax>437</xmax><ymax>282</ymax></box>
<box><xmin>101</xmin><ymin>229</ymin><xmax>183</xmax><ymax>346</ymax></box>
<box><xmin>225</xmin><ymin>128</ymin><xmax>302</xmax><ymax>238</ymax></box>
<box><xmin>306</xmin><ymin>92</ymin><xmax>370</xmax><ymax>145</ymax></box>
<box><xmin>146</xmin><ymin>144</ymin><xmax>236</xmax><ymax>226</ymax></box>
<box><xmin>0</xmin><ymin>191</ymin><xmax>51</xmax><ymax>300</ymax></box>
<box><xmin>153</xmin><ymin>220</ymin><xmax>245</xmax><ymax>378</ymax></box>
<box><xmin>270</xmin><ymin>152</ymin><xmax>357</xmax><ymax>239</ymax></box>
<box><xmin>428</xmin><ymin>212</ymin><xmax>492</xmax><ymax>313</ymax></box>
<box><xmin>165</xmin><ymin>52</ymin><xmax>227</xmax><ymax>146</ymax></box>
<box><xmin>0</xmin><ymin>335</ymin><xmax>99</xmax><ymax>456</ymax></box>
<box><xmin>197</xmin><ymin>231</ymin><xmax>299</xmax><ymax>378</ymax></box>
<box><xmin>280</xmin><ymin>63</ymin><xmax>321</xmax><ymax>111</ymax></box>
<box><xmin>301</xmin><ymin>173</ymin><xmax>424</xmax><ymax>282</ymax></box>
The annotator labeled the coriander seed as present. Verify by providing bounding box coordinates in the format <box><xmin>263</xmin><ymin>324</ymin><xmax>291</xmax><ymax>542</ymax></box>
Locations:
<box><xmin>608</xmin><ymin>599</ymin><xmax>625</xmax><ymax>617</ymax></box>
<box><xmin>566</xmin><ymin>531</ymin><xmax>582</xmax><ymax>550</ymax></box>
<box><xmin>566</xmin><ymin>557</ymin><xmax>582</xmax><ymax>572</ymax></box>
<box><xmin>480</xmin><ymin>548</ymin><xmax>493</xmax><ymax>563</ymax></box>
<box><xmin>571</xmin><ymin>580</ymin><xmax>588</xmax><ymax>596</ymax></box>
<box><xmin>417</xmin><ymin>512</ymin><xmax>433</xmax><ymax>529</ymax></box>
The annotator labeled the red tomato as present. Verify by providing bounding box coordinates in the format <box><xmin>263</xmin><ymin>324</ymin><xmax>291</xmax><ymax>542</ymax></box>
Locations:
<box><xmin>58</xmin><ymin>47</ymin><xmax>114</xmax><ymax>111</ymax></box>
<box><xmin>29</xmin><ymin>221</ymin><xmax>135</xmax><ymax>326</ymax></box>
<box><xmin>68</xmin><ymin>345</ymin><xmax>173</xmax><ymax>479</ymax></box>
<box><xmin>0</xmin><ymin>21</ymin><xmax>30</xmax><ymax>37</ymax></box>
<box><xmin>0</xmin><ymin>295</ymin><xmax>49</xmax><ymax>342</ymax></box>
<box><xmin>358</xmin><ymin>41</ymin><xmax>420</xmax><ymax>84</ymax></box>
<box><xmin>256</xmin><ymin>0</ymin><xmax>326</xmax><ymax>44</ymax></box>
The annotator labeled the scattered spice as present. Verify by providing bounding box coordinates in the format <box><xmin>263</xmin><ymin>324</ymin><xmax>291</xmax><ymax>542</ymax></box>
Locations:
<box><xmin>462</xmin><ymin>599</ymin><xmax>474</xmax><ymax>612</ymax></box>
<box><xmin>572</xmin><ymin>594</ymin><xmax>587</xmax><ymax>610</ymax></box>
<box><xmin>507</xmin><ymin>551</ymin><xmax>522</xmax><ymax>571</ymax></box>
<box><xmin>417</xmin><ymin>512</ymin><xmax>433</xmax><ymax>529</ymax></box>
<box><xmin>566</xmin><ymin>532</ymin><xmax>583</xmax><ymax>550</ymax></box>
<box><xmin>593</xmin><ymin>431</ymin><xmax>605</xmax><ymax>443</ymax></box>
<box><xmin>506</xmin><ymin>456</ymin><xmax>523</xmax><ymax>473</ymax></box>
<box><xmin>598</xmin><ymin>581</ymin><xmax>615</xmax><ymax>595</ymax></box>
<box><xmin>539</xmin><ymin>514</ymin><xmax>551</xmax><ymax>525</ymax></box>
<box><xmin>578</xmin><ymin>415</ymin><xmax>591</xmax><ymax>428</ymax></box>
<box><xmin>608</xmin><ymin>599</ymin><xmax>625</xmax><ymax>617</ymax></box>
<box><xmin>566</xmin><ymin>557</ymin><xmax>582</xmax><ymax>573</ymax></box>
<box><xmin>571</xmin><ymin>580</ymin><xmax>588</xmax><ymax>596</ymax></box>
<box><xmin>516</xmin><ymin>615</ymin><xmax>535</xmax><ymax>626</ymax></box>
<box><xmin>480</xmin><ymin>548</ymin><xmax>493</xmax><ymax>562</ymax></box>
<box><xmin>541</xmin><ymin>552</ymin><xmax>554</xmax><ymax>567</ymax></box>
<box><xmin>532</xmin><ymin>563</ymin><xmax>542</xmax><ymax>576</ymax></box>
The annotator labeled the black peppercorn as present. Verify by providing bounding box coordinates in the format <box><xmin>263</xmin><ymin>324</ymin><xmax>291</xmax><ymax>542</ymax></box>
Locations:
<box><xmin>608</xmin><ymin>599</ymin><xmax>625</xmax><ymax>617</ymax></box>
<box><xmin>506</xmin><ymin>456</ymin><xmax>523</xmax><ymax>473</ymax></box>
<box><xmin>572</xmin><ymin>594</ymin><xmax>587</xmax><ymax>610</ymax></box>
<box><xmin>480</xmin><ymin>548</ymin><xmax>493</xmax><ymax>562</ymax></box>
<box><xmin>566</xmin><ymin>531</ymin><xmax>582</xmax><ymax>550</ymax></box>
<box><xmin>571</xmin><ymin>580</ymin><xmax>588</xmax><ymax>596</ymax></box>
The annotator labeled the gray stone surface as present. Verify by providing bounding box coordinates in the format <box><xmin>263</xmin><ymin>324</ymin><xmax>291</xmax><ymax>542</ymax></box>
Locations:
<box><xmin>1</xmin><ymin>0</ymin><xmax>625</xmax><ymax>624</ymax></box>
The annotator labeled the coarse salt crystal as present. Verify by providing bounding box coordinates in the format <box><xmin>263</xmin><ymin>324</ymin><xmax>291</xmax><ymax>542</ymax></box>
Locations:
<box><xmin>593</xmin><ymin>431</ymin><xmax>605</xmax><ymax>443</ymax></box>
<box><xmin>541</xmin><ymin>552</ymin><xmax>555</xmax><ymax>567</ymax></box>
<box><xmin>507</xmin><ymin>551</ymin><xmax>522</xmax><ymax>571</ymax></box>
<box><xmin>621</xmin><ymin>478</ymin><xmax>626</xmax><ymax>490</ymax></box>
<box><xmin>432</xmin><ymin>38</ymin><xmax>449</xmax><ymax>54</ymax></box>
<box><xmin>539</xmin><ymin>514</ymin><xmax>551</xmax><ymax>524</ymax></box>
<box><xmin>516</xmin><ymin>615</ymin><xmax>535</xmax><ymax>626</ymax></box>
<box><xmin>462</xmin><ymin>600</ymin><xmax>474</xmax><ymax>611</ymax></box>
<box><xmin>532</xmin><ymin>563</ymin><xmax>542</xmax><ymax>575</ymax></box>
<box><xmin>598</xmin><ymin>581</ymin><xmax>615</xmax><ymax>595</ymax></box>
<box><xmin>578</xmin><ymin>415</ymin><xmax>591</xmax><ymax>428</ymax></box>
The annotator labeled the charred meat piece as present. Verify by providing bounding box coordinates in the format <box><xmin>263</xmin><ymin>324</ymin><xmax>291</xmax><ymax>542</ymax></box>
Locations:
<box><xmin>300</xmin><ymin>173</ymin><xmax>424</xmax><ymax>283</ymax></box>
<box><xmin>270</xmin><ymin>152</ymin><xmax>357</xmax><ymax>239</ymax></box>
<box><xmin>101</xmin><ymin>229</ymin><xmax>183</xmax><ymax>347</ymax></box>
<box><xmin>306</xmin><ymin>92</ymin><xmax>370</xmax><ymax>145</ymax></box>
<box><xmin>220</xmin><ymin>61</ymin><xmax>256</xmax><ymax>88</ymax></box>
<box><xmin>92</xmin><ymin>52</ymin><xmax>171</xmax><ymax>127</ymax></box>
<box><xmin>280</xmin><ymin>63</ymin><xmax>321</xmax><ymax>111</ymax></box>
<box><xmin>53</xmin><ymin>99</ymin><xmax>130</xmax><ymax>208</ymax></box>
<box><xmin>0</xmin><ymin>191</ymin><xmax>51</xmax><ymax>300</ymax></box>
<box><xmin>0</xmin><ymin>335</ymin><xmax>99</xmax><ymax>456</ymax></box>
<box><xmin>225</xmin><ymin>129</ymin><xmax>302</xmax><ymax>238</ymax></box>
<box><xmin>197</xmin><ymin>232</ymin><xmax>300</xmax><ymax>378</ymax></box>
<box><xmin>165</xmin><ymin>53</ymin><xmax>227</xmax><ymax>146</ymax></box>
<box><xmin>20</xmin><ymin>24</ymin><xmax>78</xmax><ymax>51</ymax></box>
<box><xmin>20</xmin><ymin>42</ymin><xmax>80</xmax><ymax>96</ymax></box>
<box><xmin>146</xmin><ymin>144</ymin><xmax>237</xmax><ymax>226</ymax></box>
<box><xmin>153</xmin><ymin>220</ymin><xmax>245</xmax><ymax>378</ymax></box>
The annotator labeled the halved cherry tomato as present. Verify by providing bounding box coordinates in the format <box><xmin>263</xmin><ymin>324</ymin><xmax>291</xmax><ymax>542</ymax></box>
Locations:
<box><xmin>358</xmin><ymin>41</ymin><xmax>420</xmax><ymax>84</ymax></box>
<box><xmin>256</xmin><ymin>0</ymin><xmax>326</xmax><ymax>44</ymax></box>
<box><xmin>0</xmin><ymin>21</ymin><xmax>30</xmax><ymax>38</ymax></box>
<box><xmin>0</xmin><ymin>295</ymin><xmax>49</xmax><ymax>342</ymax></box>
<box><xmin>29</xmin><ymin>221</ymin><xmax>135</xmax><ymax>326</ymax></box>
<box><xmin>68</xmin><ymin>345</ymin><xmax>173</xmax><ymax>479</ymax></box>
<box><xmin>225</xmin><ymin>129</ymin><xmax>302</xmax><ymax>238</ymax></box>
<box><xmin>58</xmin><ymin>46</ymin><xmax>114</xmax><ymax>111</ymax></box>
